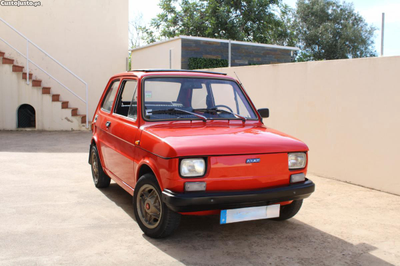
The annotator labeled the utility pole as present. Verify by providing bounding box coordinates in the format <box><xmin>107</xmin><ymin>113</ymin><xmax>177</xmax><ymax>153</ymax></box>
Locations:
<box><xmin>228</xmin><ymin>40</ymin><xmax>231</xmax><ymax>67</ymax></box>
<box><xmin>169</xmin><ymin>49</ymin><xmax>172</xmax><ymax>69</ymax></box>
<box><xmin>381</xmin><ymin>12</ymin><xmax>385</xmax><ymax>56</ymax></box>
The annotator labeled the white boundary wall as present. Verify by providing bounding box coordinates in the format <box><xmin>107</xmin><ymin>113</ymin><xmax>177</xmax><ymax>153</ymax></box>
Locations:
<box><xmin>211</xmin><ymin>56</ymin><xmax>400</xmax><ymax>195</ymax></box>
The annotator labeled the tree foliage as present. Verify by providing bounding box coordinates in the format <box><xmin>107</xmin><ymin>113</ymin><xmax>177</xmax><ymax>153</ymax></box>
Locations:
<box><xmin>294</xmin><ymin>0</ymin><xmax>376</xmax><ymax>61</ymax></box>
<box><xmin>142</xmin><ymin>0</ymin><xmax>377</xmax><ymax>61</ymax></box>
<box><xmin>144</xmin><ymin>0</ymin><xmax>288</xmax><ymax>45</ymax></box>
<box><xmin>129</xmin><ymin>13</ymin><xmax>146</xmax><ymax>49</ymax></box>
<box><xmin>188</xmin><ymin>57</ymin><xmax>228</xmax><ymax>69</ymax></box>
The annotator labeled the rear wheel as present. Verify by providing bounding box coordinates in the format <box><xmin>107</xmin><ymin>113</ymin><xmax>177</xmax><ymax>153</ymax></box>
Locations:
<box><xmin>274</xmin><ymin>200</ymin><xmax>303</xmax><ymax>221</ymax></box>
<box><xmin>90</xmin><ymin>145</ymin><xmax>111</xmax><ymax>188</ymax></box>
<box><xmin>133</xmin><ymin>174</ymin><xmax>181</xmax><ymax>238</ymax></box>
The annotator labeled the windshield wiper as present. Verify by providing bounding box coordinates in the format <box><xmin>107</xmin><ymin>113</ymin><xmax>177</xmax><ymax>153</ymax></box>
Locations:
<box><xmin>149</xmin><ymin>108</ymin><xmax>207</xmax><ymax>122</ymax></box>
<box><xmin>193</xmin><ymin>108</ymin><xmax>247</xmax><ymax>122</ymax></box>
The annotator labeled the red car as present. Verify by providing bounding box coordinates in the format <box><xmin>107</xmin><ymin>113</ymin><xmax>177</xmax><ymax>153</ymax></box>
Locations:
<box><xmin>89</xmin><ymin>70</ymin><xmax>315</xmax><ymax>238</ymax></box>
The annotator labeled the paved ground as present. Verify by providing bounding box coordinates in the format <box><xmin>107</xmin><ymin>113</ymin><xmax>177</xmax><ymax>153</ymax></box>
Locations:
<box><xmin>0</xmin><ymin>131</ymin><xmax>399</xmax><ymax>266</ymax></box>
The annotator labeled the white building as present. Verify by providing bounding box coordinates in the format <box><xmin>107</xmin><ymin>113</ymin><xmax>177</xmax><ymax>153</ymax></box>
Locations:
<box><xmin>0</xmin><ymin>0</ymin><xmax>128</xmax><ymax>130</ymax></box>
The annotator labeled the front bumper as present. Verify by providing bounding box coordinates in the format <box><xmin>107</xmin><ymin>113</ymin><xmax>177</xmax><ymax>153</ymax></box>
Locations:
<box><xmin>162</xmin><ymin>179</ymin><xmax>315</xmax><ymax>212</ymax></box>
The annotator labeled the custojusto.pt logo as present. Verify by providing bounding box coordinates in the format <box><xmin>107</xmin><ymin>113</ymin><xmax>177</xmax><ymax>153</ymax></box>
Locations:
<box><xmin>1</xmin><ymin>0</ymin><xmax>41</xmax><ymax>7</ymax></box>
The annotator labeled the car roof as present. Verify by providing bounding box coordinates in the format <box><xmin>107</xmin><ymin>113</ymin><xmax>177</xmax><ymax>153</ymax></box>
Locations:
<box><xmin>132</xmin><ymin>69</ymin><xmax>227</xmax><ymax>75</ymax></box>
<box><xmin>111</xmin><ymin>69</ymin><xmax>233</xmax><ymax>80</ymax></box>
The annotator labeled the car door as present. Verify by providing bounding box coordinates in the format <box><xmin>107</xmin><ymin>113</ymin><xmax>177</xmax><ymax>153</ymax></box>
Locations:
<box><xmin>96</xmin><ymin>78</ymin><xmax>121</xmax><ymax>173</ymax></box>
<box><xmin>102</xmin><ymin>78</ymin><xmax>139</xmax><ymax>189</ymax></box>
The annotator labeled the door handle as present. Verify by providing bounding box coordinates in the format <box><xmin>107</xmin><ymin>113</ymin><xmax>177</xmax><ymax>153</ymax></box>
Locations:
<box><xmin>105</xmin><ymin>121</ymin><xmax>111</xmax><ymax>128</ymax></box>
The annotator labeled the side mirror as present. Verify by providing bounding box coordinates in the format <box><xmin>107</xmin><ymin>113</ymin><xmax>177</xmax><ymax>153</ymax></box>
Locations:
<box><xmin>258</xmin><ymin>108</ymin><xmax>269</xmax><ymax>118</ymax></box>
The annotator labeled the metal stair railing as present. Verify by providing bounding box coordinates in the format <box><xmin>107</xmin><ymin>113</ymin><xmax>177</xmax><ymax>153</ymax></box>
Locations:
<box><xmin>0</xmin><ymin>16</ymin><xmax>89</xmax><ymax>128</ymax></box>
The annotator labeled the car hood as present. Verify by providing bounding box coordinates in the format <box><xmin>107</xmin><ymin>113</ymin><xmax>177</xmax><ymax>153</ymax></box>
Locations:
<box><xmin>139</xmin><ymin>123</ymin><xmax>308</xmax><ymax>158</ymax></box>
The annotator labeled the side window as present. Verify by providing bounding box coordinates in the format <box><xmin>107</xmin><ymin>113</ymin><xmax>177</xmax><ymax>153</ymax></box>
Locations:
<box><xmin>101</xmin><ymin>80</ymin><xmax>120</xmax><ymax>113</ymax></box>
<box><xmin>114</xmin><ymin>79</ymin><xmax>138</xmax><ymax>121</ymax></box>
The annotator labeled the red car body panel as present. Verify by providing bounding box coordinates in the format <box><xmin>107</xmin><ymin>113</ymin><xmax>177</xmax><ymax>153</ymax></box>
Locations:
<box><xmin>140</xmin><ymin>122</ymin><xmax>308</xmax><ymax>158</ymax></box>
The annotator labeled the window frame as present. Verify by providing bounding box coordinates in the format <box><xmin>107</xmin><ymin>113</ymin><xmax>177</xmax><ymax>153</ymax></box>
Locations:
<box><xmin>112</xmin><ymin>78</ymin><xmax>139</xmax><ymax>122</ymax></box>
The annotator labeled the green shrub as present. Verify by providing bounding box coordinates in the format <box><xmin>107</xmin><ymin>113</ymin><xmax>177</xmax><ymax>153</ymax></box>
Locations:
<box><xmin>188</xmin><ymin>57</ymin><xmax>228</xmax><ymax>70</ymax></box>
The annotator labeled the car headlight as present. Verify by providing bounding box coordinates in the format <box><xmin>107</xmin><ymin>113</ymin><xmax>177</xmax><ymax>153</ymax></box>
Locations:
<box><xmin>180</xmin><ymin>158</ymin><xmax>206</xmax><ymax>177</ymax></box>
<box><xmin>288</xmin><ymin>153</ymin><xmax>307</xmax><ymax>169</ymax></box>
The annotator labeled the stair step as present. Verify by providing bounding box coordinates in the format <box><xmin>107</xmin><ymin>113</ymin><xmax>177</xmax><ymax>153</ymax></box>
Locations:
<box><xmin>61</xmin><ymin>101</ymin><xmax>69</xmax><ymax>109</ymax></box>
<box><xmin>2</xmin><ymin>50</ymin><xmax>86</xmax><ymax>130</ymax></box>
<box><xmin>22</xmin><ymin>72</ymin><xmax>33</xmax><ymax>80</ymax></box>
<box><xmin>65</xmin><ymin>108</ymin><xmax>79</xmax><ymax>116</ymax></box>
<box><xmin>42</xmin><ymin>87</ymin><xmax>51</xmax><ymax>94</ymax></box>
<box><xmin>2</xmin><ymin>57</ymin><xmax>14</xmax><ymax>64</ymax></box>
<box><xmin>12</xmin><ymin>65</ymin><xmax>24</xmax><ymax>72</ymax></box>
<box><xmin>80</xmin><ymin>115</ymin><xmax>86</xmax><ymax>124</ymax></box>
<box><xmin>32</xmin><ymin>80</ymin><xmax>42</xmax><ymax>87</ymax></box>
<box><xmin>52</xmin><ymin>94</ymin><xmax>60</xmax><ymax>101</ymax></box>
<box><xmin>73</xmin><ymin>114</ymin><xmax>87</xmax><ymax>124</ymax></box>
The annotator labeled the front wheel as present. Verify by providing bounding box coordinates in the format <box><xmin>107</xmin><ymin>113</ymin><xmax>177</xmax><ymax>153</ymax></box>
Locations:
<box><xmin>273</xmin><ymin>200</ymin><xmax>303</xmax><ymax>221</ymax></box>
<box><xmin>133</xmin><ymin>174</ymin><xmax>181</xmax><ymax>238</ymax></box>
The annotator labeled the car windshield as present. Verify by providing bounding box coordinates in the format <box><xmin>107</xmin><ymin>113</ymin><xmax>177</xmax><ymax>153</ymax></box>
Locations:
<box><xmin>143</xmin><ymin>77</ymin><xmax>258</xmax><ymax>121</ymax></box>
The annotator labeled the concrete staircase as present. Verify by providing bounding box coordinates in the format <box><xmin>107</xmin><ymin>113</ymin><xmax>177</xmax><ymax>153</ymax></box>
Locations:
<box><xmin>0</xmin><ymin>51</ymin><xmax>87</xmax><ymax>130</ymax></box>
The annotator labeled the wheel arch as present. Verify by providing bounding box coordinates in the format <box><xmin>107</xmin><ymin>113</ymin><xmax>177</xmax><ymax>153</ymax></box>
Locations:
<box><xmin>136</xmin><ymin>160</ymin><xmax>164</xmax><ymax>190</ymax></box>
<box><xmin>89</xmin><ymin>137</ymin><xmax>104</xmax><ymax>168</ymax></box>
<box><xmin>90</xmin><ymin>137</ymin><xmax>97</xmax><ymax>147</ymax></box>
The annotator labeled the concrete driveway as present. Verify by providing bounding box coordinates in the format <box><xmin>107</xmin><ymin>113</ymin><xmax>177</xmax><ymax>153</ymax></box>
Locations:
<box><xmin>0</xmin><ymin>131</ymin><xmax>399</xmax><ymax>266</ymax></box>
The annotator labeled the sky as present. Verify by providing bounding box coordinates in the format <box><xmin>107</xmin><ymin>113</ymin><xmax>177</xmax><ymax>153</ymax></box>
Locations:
<box><xmin>129</xmin><ymin>0</ymin><xmax>400</xmax><ymax>56</ymax></box>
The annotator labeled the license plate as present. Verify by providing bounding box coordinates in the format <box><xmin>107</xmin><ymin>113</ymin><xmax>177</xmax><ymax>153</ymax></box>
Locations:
<box><xmin>220</xmin><ymin>204</ymin><xmax>280</xmax><ymax>224</ymax></box>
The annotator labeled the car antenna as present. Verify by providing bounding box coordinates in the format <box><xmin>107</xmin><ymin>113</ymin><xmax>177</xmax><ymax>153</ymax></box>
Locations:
<box><xmin>234</xmin><ymin>72</ymin><xmax>243</xmax><ymax>86</ymax></box>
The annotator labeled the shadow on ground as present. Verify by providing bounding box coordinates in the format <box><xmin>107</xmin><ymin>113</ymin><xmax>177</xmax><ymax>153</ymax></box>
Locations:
<box><xmin>0</xmin><ymin>131</ymin><xmax>91</xmax><ymax>153</ymax></box>
<box><xmin>100</xmin><ymin>183</ymin><xmax>393</xmax><ymax>266</ymax></box>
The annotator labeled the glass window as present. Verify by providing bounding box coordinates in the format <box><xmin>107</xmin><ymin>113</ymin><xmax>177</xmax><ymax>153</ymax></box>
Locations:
<box><xmin>143</xmin><ymin>77</ymin><xmax>257</xmax><ymax>121</ymax></box>
<box><xmin>191</xmin><ymin>84</ymin><xmax>208</xmax><ymax>109</ymax></box>
<box><xmin>211</xmin><ymin>83</ymin><xmax>236</xmax><ymax>110</ymax></box>
<box><xmin>114</xmin><ymin>79</ymin><xmax>138</xmax><ymax>120</ymax></box>
<box><xmin>144</xmin><ymin>80</ymin><xmax>180</xmax><ymax>102</ymax></box>
<box><xmin>101</xmin><ymin>80</ymin><xmax>120</xmax><ymax>113</ymax></box>
<box><xmin>211</xmin><ymin>83</ymin><xmax>253</xmax><ymax>118</ymax></box>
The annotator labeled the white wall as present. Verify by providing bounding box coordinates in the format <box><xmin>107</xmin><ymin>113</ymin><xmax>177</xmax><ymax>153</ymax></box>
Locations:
<box><xmin>0</xmin><ymin>0</ymin><xmax>128</xmax><ymax>122</ymax></box>
<box><xmin>131</xmin><ymin>39</ymin><xmax>182</xmax><ymax>70</ymax></box>
<box><xmin>210</xmin><ymin>56</ymin><xmax>400</xmax><ymax>195</ymax></box>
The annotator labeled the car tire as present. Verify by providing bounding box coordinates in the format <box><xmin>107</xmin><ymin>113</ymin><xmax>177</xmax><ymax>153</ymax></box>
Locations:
<box><xmin>90</xmin><ymin>145</ymin><xmax>111</xmax><ymax>188</ymax></box>
<box><xmin>133</xmin><ymin>173</ymin><xmax>181</xmax><ymax>238</ymax></box>
<box><xmin>273</xmin><ymin>199</ymin><xmax>303</xmax><ymax>221</ymax></box>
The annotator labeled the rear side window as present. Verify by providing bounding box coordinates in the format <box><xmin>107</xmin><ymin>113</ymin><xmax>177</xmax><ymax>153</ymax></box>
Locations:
<box><xmin>114</xmin><ymin>79</ymin><xmax>138</xmax><ymax>120</ymax></box>
<box><xmin>101</xmin><ymin>80</ymin><xmax>120</xmax><ymax>112</ymax></box>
